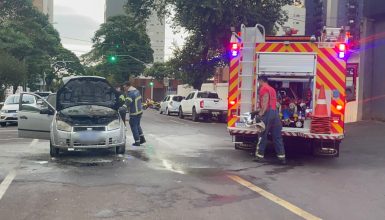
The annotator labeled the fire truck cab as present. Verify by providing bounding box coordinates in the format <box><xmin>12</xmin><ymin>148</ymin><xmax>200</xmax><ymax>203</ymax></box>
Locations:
<box><xmin>227</xmin><ymin>25</ymin><xmax>348</xmax><ymax>157</ymax></box>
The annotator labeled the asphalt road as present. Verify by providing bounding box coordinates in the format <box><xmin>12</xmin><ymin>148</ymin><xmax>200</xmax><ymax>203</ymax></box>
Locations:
<box><xmin>0</xmin><ymin>110</ymin><xmax>385</xmax><ymax>220</ymax></box>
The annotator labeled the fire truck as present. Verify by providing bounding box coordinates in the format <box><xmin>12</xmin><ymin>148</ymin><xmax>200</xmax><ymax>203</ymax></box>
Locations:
<box><xmin>227</xmin><ymin>24</ymin><xmax>348</xmax><ymax>157</ymax></box>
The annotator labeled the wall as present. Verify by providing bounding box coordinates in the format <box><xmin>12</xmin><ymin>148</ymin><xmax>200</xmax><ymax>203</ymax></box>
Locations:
<box><xmin>358</xmin><ymin>1</ymin><xmax>385</xmax><ymax>121</ymax></box>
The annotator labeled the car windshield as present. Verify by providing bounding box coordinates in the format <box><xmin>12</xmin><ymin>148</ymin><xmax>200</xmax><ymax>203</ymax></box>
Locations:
<box><xmin>197</xmin><ymin>92</ymin><xmax>219</xmax><ymax>99</ymax></box>
<box><xmin>60</xmin><ymin>105</ymin><xmax>116</xmax><ymax>117</ymax></box>
<box><xmin>172</xmin><ymin>96</ymin><xmax>184</xmax><ymax>102</ymax></box>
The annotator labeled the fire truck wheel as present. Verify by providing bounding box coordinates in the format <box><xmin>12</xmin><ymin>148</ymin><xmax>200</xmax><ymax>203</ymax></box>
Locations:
<box><xmin>235</xmin><ymin>143</ymin><xmax>242</xmax><ymax>150</ymax></box>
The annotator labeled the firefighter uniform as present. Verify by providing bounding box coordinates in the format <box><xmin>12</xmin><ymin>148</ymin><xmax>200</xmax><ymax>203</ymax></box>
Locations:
<box><xmin>255</xmin><ymin>81</ymin><xmax>286</xmax><ymax>163</ymax></box>
<box><xmin>124</xmin><ymin>86</ymin><xmax>145</xmax><ymax>146</ymax></box>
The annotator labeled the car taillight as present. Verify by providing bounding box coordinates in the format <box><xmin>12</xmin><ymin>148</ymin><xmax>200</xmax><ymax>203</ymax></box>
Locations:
<box><xmin>200</xmin><ymin>100</ymin><xmax>204</xmax><ymax>108</ymax></box>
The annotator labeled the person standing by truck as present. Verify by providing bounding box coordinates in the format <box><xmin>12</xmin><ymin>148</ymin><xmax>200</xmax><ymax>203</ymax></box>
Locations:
<box><xmin>123</xmin><ymin>81</ymin><xmax>146</xmax><ymax>146</ymax></box>
<box><xmin>254</xmin><ymin>76</ymin><xmax>286</xmax><ymax>164</ymax></box>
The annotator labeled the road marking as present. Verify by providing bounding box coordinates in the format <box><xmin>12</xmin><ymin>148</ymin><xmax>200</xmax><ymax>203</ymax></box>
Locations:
<box><xmin>169</xmin><ymin>120</ymin><xmax>185</xmax><ymax>125</ymax></box>
<box><xmin>0</xmin><ymin>170</ymin><xmax>17</xmax><ymax>201</ymax></box>
<box><xmin>0</xmin><ymin>130</ymin><xmax>18</xmax><ymax>132</ymax></box>
<box><xmin>228</xmin><ymin>175</ymin><xmax>322</xmax><ymax>220</ymax></box>
<box><xmin>0</xmin><ymin>138</ymin><xmax>24</xmax><ymax>141</ymax></box>
<box><xmin>29</xmin><ymin>139</ymin><xmax>39</xmax><ymax>147</ymax></box>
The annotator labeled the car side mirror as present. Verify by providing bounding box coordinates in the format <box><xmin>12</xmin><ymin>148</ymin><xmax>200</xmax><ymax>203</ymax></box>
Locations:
<box><xmin>40</xmin><ymin>108</ymin><xmax>54</xmax><ymax>115</ymax></box>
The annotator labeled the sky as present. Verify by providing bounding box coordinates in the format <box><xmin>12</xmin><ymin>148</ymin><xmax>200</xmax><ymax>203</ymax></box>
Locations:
<box><xmin>54</xmin><ymin>0</ymin><xmax>105</xmax><ymax>56</ymax></box>
<box><xmin>53</xmin><ymin>0</ymin><xmax>186</xmax><ymax>59</ymax></box>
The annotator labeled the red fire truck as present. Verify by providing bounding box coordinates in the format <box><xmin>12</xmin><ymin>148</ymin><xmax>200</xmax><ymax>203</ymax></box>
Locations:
<box><xmin>227</xmin><ymin>25</ymin><xmax>348</xmax><ymax>156</ymax></box>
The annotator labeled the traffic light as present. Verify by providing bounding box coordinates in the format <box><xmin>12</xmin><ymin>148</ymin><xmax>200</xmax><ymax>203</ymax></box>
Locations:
<box><xmin>107</xmin><ymin>55</ymin><xmax>118</xmax><ymax>63</ymax></box>
<box><xmin>149</xmin><ymin>81</ymin><xmax>154</xmax><ymax>87</ymax></box>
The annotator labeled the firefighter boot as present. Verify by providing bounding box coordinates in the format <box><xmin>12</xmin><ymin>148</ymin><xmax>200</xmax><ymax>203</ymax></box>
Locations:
<box><xmin>140</xmin><ymin>135</ymin><xmax>146</xmax><ymax>144</ymax></box>
<box><xmin>277</xmin><ymin>155</ymin><xmax>287</xmax><ymax>165</ymax></box>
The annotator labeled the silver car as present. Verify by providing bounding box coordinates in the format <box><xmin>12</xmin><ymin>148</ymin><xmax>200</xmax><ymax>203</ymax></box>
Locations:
<box><xmin>0</xmin><ymin>94</ymin><xmax>38</xmax><ymax>127</ymax></box>
<box><xmin>18</xmin><ymin>76</ymin><xmax>126</xmax><ymax>157</ymax></box>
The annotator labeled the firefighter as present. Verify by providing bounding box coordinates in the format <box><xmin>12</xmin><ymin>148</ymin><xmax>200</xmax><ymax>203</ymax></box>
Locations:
<box><xmin>254</xmin><ymin>76</ymin><xmax>286</xmax><ymax>164</ymax></box>
<box><xmin>123</xmin><ymin>81</ymin><xmax>146</xmax><ymax>146</ymax></box>
<box><xmin>116</xmin><ymin>85</ymin><xmax>127</xmax><ymax>126</ymax></box>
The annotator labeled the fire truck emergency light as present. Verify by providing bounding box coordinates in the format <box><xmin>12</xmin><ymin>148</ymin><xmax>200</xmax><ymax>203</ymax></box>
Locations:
<box><xmin>338</xmin><ymin>43</ymin><xmax>346</xmax><ymax>59</ymax></box>
<box><xmin>230</xmin><ymin>43</ymin><xmax>239</xmax><ymax>57</ymax></box>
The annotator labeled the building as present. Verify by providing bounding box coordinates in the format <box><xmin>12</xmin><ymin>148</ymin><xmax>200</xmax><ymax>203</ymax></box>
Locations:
<box><xmin>277</xmin><ymin>3</ymin><xmax>306</xmax><ymax>35</ymax></box>
<box><xmin>105</xmin><ymin>0</ymin><xmax>166</xmax><ymax>63</ymax></box>
<box><xmin>32</xmin><ymin>0</ymin><xmax>54</xmax><ymax>23</ymax></box>
<box><xmin>358</xmin><ymin>1</ymin><xmax>385</xmax><ymax>121</ymax></box>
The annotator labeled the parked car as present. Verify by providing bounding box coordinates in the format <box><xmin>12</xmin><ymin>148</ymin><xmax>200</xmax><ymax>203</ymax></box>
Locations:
<box><xmin>179</xmin><ymin>91</ymin><xmax>227</xmax><ymax>122</ymax></box>
<box><xmin>17</xmin><ymin>76</ymin><xmax>126</xmax><ymax>157</ymax></box>
<box><xmin>0</xmin><ymin>94</ymin><xmax>38</xmax><ymax>127</ymax></box>
<box><xmin>159</xmin><ymin>95</ymin><xmax>184</xmax><ymax>115</ymax></box>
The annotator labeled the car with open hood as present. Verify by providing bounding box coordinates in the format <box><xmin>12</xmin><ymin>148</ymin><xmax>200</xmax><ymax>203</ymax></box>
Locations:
<box><xmin>17</xmin><ymin>76</ymin><xmax>126</xmax><ymax>157</ymax></box>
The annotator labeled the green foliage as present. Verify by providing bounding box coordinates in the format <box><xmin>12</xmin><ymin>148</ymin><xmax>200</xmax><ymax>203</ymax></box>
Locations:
<box><xmin>84</xmin><ymin>15</ymin><xmax>154</xmax><ymax>83</ymax></box>
<box><xmin>126</xmin><ymin>0</ymin><xmax>292</xmax><ymax>89</ymax></box>
<box><xmin>144</xmin><ymin>62</ymin><xmax>174</xmax><ymax>81</ymax></box>
<box><xmin>0</xmin><ymin>50</ymin><xmax>27</xmax><ymax>88</ymax></box>
<box><xmin>0</xmin><ymin>0</ymin><xmax>84</xmax><ymax>92</ymax></box>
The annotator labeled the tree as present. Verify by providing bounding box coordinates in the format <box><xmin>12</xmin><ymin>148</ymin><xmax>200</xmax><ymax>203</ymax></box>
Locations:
<box><xmin>0</xmin><ymin>51</ymin><xmax>27</xmax><ymax>93</ymax></box>
<box><xmin>84</xmin><ymin>15</ymin><xmax>153</xmax><ymax>83</ymax></box>
<box><xmin>126</xmin><ymin>0</ymin><xmax>292</xmax><ymax>89</ymax></box>
<box><xmin>0</xmin><ymin>0</ymin><xmax>84</xmax><ymax>92</ymax></box>
<box><xmin>144</xmin><ymin>62</ymin><xmax>174</xmax><ymax>81</ymax></box>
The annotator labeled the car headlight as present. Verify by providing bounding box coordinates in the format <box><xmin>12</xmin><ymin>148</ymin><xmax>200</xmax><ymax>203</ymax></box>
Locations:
<box><xmin>107</xmin><ymin>119</ymin><xmax>120</xmax><ymax>131</ymax></box>
<box><xmin>0</xmin><ymin>110</ymin><xmax>7</xmax><ymax>113</ymax></box>
<box><xmin>56</xmin><ymin>120</ymin><xmax>72</xmax><ymax>132</ymax></box>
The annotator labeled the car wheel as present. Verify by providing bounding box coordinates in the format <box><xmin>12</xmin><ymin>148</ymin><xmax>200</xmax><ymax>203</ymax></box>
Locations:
<box><xmin>50</xmin><ymin>141</ymin><xmax>60</xmax><ymax>157</ymax></box>
<box><xmin>0</xmin><ymin>122</ymin><xmax>6</xmax><ymax>127</ymax></box>
<box><xmin>179</xmin><ymin>107</ymin><xmax>184</xmax><ymax>119</ymax></box>
<box><xmin>192</xmin><ymin>107</ymin><xmax>199</xmax><ymax>122</ymax></box>
<box><xmin>116</xmin><ymin>144</ymin><xmax>126</xmax><ymax>154</ymax></box>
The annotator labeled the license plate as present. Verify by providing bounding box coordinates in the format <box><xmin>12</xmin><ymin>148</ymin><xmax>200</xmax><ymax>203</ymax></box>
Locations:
<box><xmin>235</xmin><ymin>122</ymin><xmax>246</xmax><ymax>128</ymax></box>
<box><xmin>12</xmin><ymin>114</ymin><xmax>17</xmax><ymax>117</ymax></box>
<box><xmin>79</xmin><ymin>132</ymin><xmax>95</xmax><ymax>141</ymax></box>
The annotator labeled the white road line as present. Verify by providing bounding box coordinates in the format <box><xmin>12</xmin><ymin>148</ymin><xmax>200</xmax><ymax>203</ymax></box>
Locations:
<box><xmin>0</xmin><ymin>130</ymin><xmax>18</xmax><ymax>132</ymax></box>
<box><xmin>0</xmin><ymin>138</ymin><xmax>24</xmax><ymax>141</ymax></box>
<box><xmin>169</xmin><ymin>120</ymin><xmax>186</xmax><ymax>125</ymax></box>
<box><xmin>29</xmin><ymin>139</ymin><xmax>39</xmax><ymax>147</ymax></box>
<box><xmin>0</xmin><ymin>170</ymin><xmax>17</xmax><ymax>201</ymax></box>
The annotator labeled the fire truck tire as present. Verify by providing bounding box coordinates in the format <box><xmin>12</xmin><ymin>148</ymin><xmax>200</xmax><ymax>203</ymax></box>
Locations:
<box><xmin>192</xmin><ymin>107</ymin><xmax>199</xmax><ymax>122</ymax></box>
<box><xmin>235</xmin><ymin>143</ymin><xmax>242</xmax><ymax>150</ymax></box>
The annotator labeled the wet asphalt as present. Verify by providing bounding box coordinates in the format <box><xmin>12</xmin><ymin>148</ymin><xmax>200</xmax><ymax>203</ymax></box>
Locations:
<box><xmin>0</xmin><ymin>110</ymin><xmax>385</xmax><ymax>220</ymax></box>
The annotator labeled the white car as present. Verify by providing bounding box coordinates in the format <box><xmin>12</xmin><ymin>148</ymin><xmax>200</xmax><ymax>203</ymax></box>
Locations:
<box><xmin>159</xmin><ymin>95</ymin><xmax>184</xmax><ymax>115</ymax></box>
<box><xmin>0</xmin><ymin>94</ymin><xmax>38</xmax><ymax>127</ymax></box>
<box><xmin>18</xmin><ymin>76</ymin><xmax>126</xmax><ymax>157</ymax></box>
<box><xmin>179</xmin><ymin>91</ymin><xmax>227</xmax><ymax>122</ymax></box>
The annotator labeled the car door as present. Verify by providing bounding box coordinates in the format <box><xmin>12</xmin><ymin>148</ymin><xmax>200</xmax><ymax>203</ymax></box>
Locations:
<box><xmin>184</xmin><ymin>92</ymin><xmax>195</xmax><ymax>114</ymax></box>
<box><xmin>18</xmin><ymin>93</ymin><xmax>55</xmax><ymax>140</ymax></box>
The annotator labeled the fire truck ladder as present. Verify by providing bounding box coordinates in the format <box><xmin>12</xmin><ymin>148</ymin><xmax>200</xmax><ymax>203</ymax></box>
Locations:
<box><xmin>238</xmin><ymin>24</ymin><xmax>265</xmax><ymax>115</ymax></box>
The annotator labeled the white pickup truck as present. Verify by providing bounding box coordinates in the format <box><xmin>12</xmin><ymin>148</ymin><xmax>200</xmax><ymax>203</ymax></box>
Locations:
<box><xmin>179</xmin><ymin>91</ymin><xmax>227</xmax><ymax>122</ymax></box>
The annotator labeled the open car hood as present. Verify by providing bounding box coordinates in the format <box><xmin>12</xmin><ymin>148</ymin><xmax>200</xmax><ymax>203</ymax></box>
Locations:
<box><xmin>56</xmin><ymin>76</ymin><xmax>120</xmax><ymax>111</ymax></box>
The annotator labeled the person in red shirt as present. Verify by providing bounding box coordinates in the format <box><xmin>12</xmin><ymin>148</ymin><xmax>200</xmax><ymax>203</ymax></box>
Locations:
<box><xmin>254</xmin><ymin>76</ymin><xmax>286</xmax><ymax>164</ymax></box>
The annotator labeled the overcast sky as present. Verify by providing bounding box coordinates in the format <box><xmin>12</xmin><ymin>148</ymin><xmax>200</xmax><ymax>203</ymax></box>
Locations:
<box><xmin>53</xmin><ymin>0</ymin><xmax>186</xmax><ymax>59</ymax></box>
<box><xmin>53</xmin><ymin>0</ymin><xmax>105</xmax><ymax>56</ymax></box>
